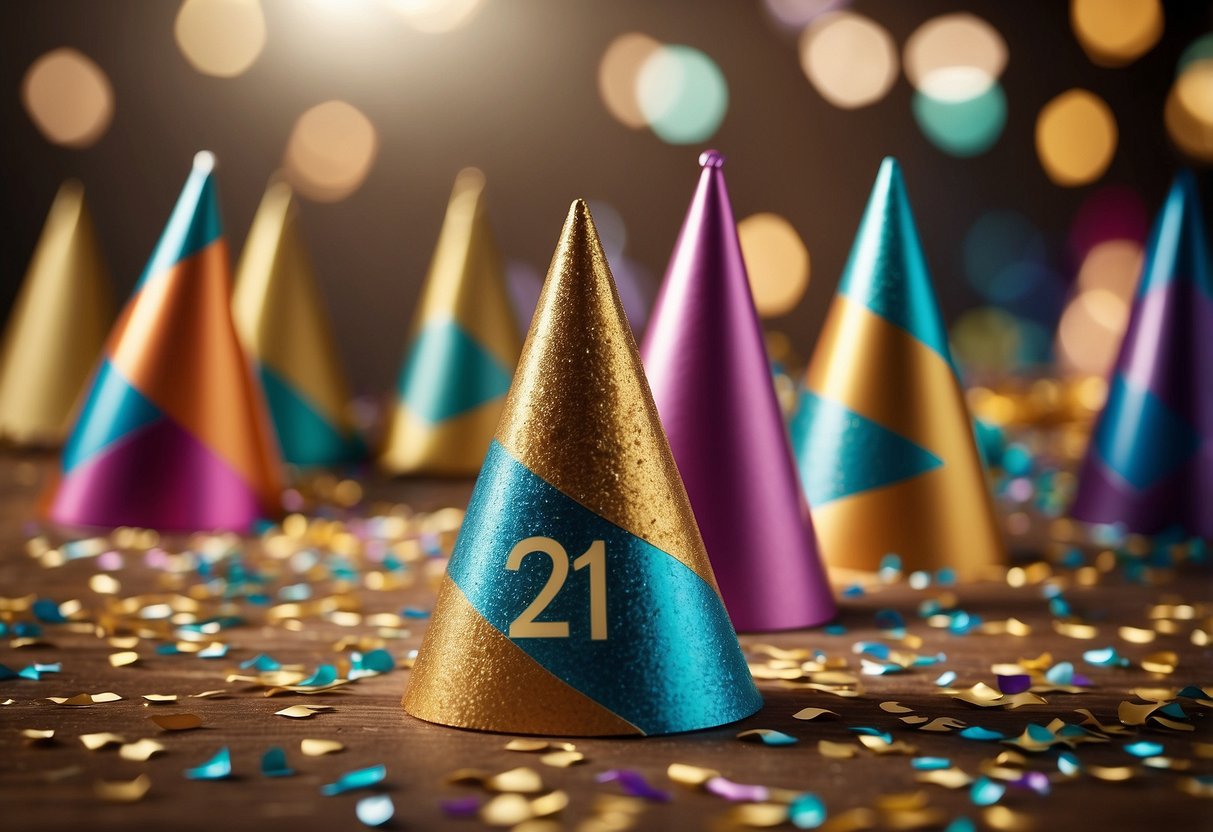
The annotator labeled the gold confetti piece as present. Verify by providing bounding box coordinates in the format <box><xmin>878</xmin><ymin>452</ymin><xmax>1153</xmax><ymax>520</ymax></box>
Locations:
<box><xmin>119</xmin><ymin>739</ymin><xmax>165</xmax><ymax>761</ymax></box>
<box><xmin>486</xmin><ymin>767</ymin><xmax>544</xmax><ymax>794</ymax></box>
<box><xmin>818</xmin><ymin>740</ymin><xmax>858</xmax><ymax>759</ymax></box>
<box><xmin>274</xmin><ymin>705</ymin><xmax>333</xmax><ymax>719</ymax></box>
<box><xmin>1118</xmin><ymin>626</ymin><xmax>1156</xmax><ymax>644</ymax></box>
<box><xmin>1086</xmin><ymin>765</ymin><xmax>1138</xmax><ymax>781</ymax></box>
<box><xmin>858</xmin><ymin>735</ymin><xmax>917</xmax><ymax>755</ymax></box>
<box><xmin>983</xmin><ymin>806</ymin><xmax>1035</xmax><ymax>832</ymax></box>
<box><xmin>751</xmin><ymin>644</ymin><xmax>812</xmax><ymax>661</ymax></box>
<box><xmin>1131</xmin><ymin>687</ymin><xmax>1177</xmax><ymax>702</ymax></box>
<box><xmin>1074</xmin><ymin>708</ymin><xmax>1128</xmax><ymax>734</ymax></box>
<box><xmin>513</xmin><ymin>822</ymin><xmax>561</xmax><ymax>832</ymax></box>
<box><xmin>819</xmin><ymin>807</ymin><xmax>877</xmax><ymax>832</ymax></box>
<box><xmin>11</xmin><ymin>637</ymin><xmax>55</xmax><ymax>649</ymax></box>
<box><xmin>94</xmin><ymin>774</ymin><xmax>151</xmax><ymax>804</ymax></box>
<box><xmin>917</xmin><ymin>717</ymin><xmax>967</xmax><ymax>732</ymax></box>
<box><xmin>142</xmin><ymin>694</ymin><xmax>178</xmax><ymax>703</ymax></box>
<box><xmin>48</xmin><ymin>692</ymin><xmax>123</xmax><ymax>705</ymax></box>
<box><xmin>1141</xmin><ymin>651</ymin><xmax>1178</xmax><ymax>674</ymax></box>
<box><xmin>1118</xmin><ymin>700</ymin><xmax>1162</xmax><ymax>726</ymax></box>
<box><xmin>880</xmin><ymin>701</ymin><xmax>914</xmax><ymax>713</ymax></box>
<box><xmin>22</xmin><ymin>728</ymin><xmax>55</xmax><ymax>743</ymax></box>
<box><xmin>147</xmin><ymin>713</ymin><xmax>202</xmax><ymax>731</ymax></box>
<box><xmin>109</xmin><ymin>651</ymin><xmax>139</xmax><ymax>667</ymax></box>
<box><xmin>882</xmin><ymin>808</ymin><xmax>949</xmax><ymax>831</ymax></box>
<box><xmin>802</xmin><ymin>683</ymin><xmax>863</xmax><ymax>697</ymax></box>
<box><xmin>729</xmin><ymin>803</ymin><xmax>788</xmax><ymax>827</ymax></box>
<box><xmin>108</xmin><ymin>636</ymin><xmax>139</xmax><ymax>649</ymax></box>
<box><xmin>529</xmin><ymin>790</ymin><xmax>569</xmax><ymax>818</ymax></box>
<box><xmin>80</xmin><ymin>732</ymin><xmax>126</xmax><ymax>751</ymax></box>
<box><xmin>1153</xmin><ymin>716</ymin><xmax>1195</xmax><ymax>732</ymax></box>
<box><xmin>89</xmin><ymin>574</ymin><xmax>121</xmax><ymax>595</ymax></box>
<box><xmin>914</xmin><ymin>768</ymin><xmax>973</xmax><ymax>789</ymax></box>
<box><xmin>301</xmin><ymin>738</ymin><xmax>345</xmax><ymax>756</ymax></box>
<box><xmin>1053</xmin><ymin>620</ymin><xmax>1098</xmax><ymax>639</ymax></box>
<box><xmin>792</xmin><ymin>707</ymin><xmax>838</xmax><ymax>721</ymax></box>
<box><xmin>481</xmin><ymin>793</ymin><xmax>534</xmax><ymax>827</ymax></box>
<box><xmin>899</xmin><ymin>716</ymin><xmax>929</xmax><ymax>725</ymax></box>
<box><xmin>505</xmin><ymin>739</ymin><xmax>550</xmax><ymax>752</ymax></box>
<box><xmin>1143</xmin><ymin>756</ymin><xmax>1190</xmax><ymax>771</ymax></box>
<box><xmin>874</xmin><ymin>791</ymin><xmax>929</xmax><ymax>812</ymax></box>
<box><xmin>189</xmin><ymin>689</ymin><xmax>228</xmax><ymax>699</ymax></box>
<box><xmin>2</xmin><ymin>699</ymin><xmax>15</xmax><ymax>705</ymax></box>
<box><xmin>668</xmin><ymin>763</ymin><xmax>722</xmax><ymax>786</ymax></box>
<box><xmin>540</xmin><ymin>750</ymin><xmax>584</xmax><ymax>768</ymax></box>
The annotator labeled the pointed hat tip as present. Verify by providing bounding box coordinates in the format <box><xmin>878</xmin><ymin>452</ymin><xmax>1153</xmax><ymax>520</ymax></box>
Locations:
<box><xmin>193</xmin><ymin>150</ymin><xmax>217</xmax><ymax>175</ymax></box>
<box><xmin>699</xmin><ymin>149</ymin><xmax>726</xmax><ymax>169</ymax></box>
<box><xmin>453</xmin><ymin>166</ymin><xmax>487</xmax><ymax>197</ymax></box>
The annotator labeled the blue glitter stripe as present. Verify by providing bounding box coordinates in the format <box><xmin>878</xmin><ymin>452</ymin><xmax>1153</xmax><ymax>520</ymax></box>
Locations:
<box><xmin>396</xmin><ymin>319</ymin><xmax>512</xmax><ymax>424</ymax></box>
<box><xmin>447</xmin><ymin>440</ymin><xmax>762</xmax><ymax>735</ymax></box>
<box><xmin>63</xmin><ymin>360</ymin><xmax>162</xmax><ymax>473</ymax></box>
<box><xmin>791</xmin><ymin>389</ymin><xmax>943</xmax><ymax>507</ymax></box>
<box><xmin>135</xmin><ymin>165</ymin><xmax>223</xmax><ymax>290</ymax></box>
<box><xmin>258</xmin><ymin>365</ymin><xmax>363</xmax><ymax>468</ymax></box>
<box><xmin>1136</xmin><ymin>171</ymin><xmax>1212</xmax><ymax>301</ymax></box>
<box><xmin>1093</xmin><ymin>374</ymin><xmax>1201</xmax><ymax>491</ymax></box>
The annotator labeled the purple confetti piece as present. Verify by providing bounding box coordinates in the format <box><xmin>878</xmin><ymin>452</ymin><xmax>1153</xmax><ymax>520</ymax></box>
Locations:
<box><xmin>440</xmin><ymin>797</ymin><xmax>481</xmax><ymax>817</ymax></box>
<box><xmin>596</xmin><ymin>769</ymin><xmax>671</xmax><ymax>802</ymax></box>
<box><xmin>1012</xmin><ymin>770</ymin><xmax>1051</xmax><ymax>796</ymax></box>
<box><xmin>705</xmin><ymin>776</ymin><xmax>769</xmax><ymax>803</ymax></box>
<box><xmin>996</xmin><ymin>674</ymin><xmax>1032</xmax><ymax>694</ymax></box>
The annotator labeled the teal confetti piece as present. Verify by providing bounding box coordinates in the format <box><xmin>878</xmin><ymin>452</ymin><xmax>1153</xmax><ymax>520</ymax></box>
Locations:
<box><xmin>935</xmin><ymin>671</ymin><xmax>957</xmax><ymax>687</ymax></box>
<box><xmin>958</xmin><ymin>726</ymin><xmax>1004</xmax><ymax>741</ymax></box>
<box><xmin>354</xmin><ymin>649</ymin><xmax>394</xmax><ymax>674</ymax></box>
<box><xmin>874</xmin><ymin>609</ymin><xmax>905</xmax><ymax>631</ymax></box>
<box><xmin>745</xmin><ymin>730</ymin><xmax>798</xmax><ymax>746</ymax></box>
<box><xmin>32</xmin><ymin>599</ymin><xmax>67</xmax><ymax>623</ymax></box>
<box><xmin>850</xmin><ymin>727</ymin><xmax>893</xmax><ymax>744</ymax></box>
<box><xmin>197</xmin><ymin>643</ymin><xmax>228</xmax><ymax>659</ymax></box>
<box><xmin>261</xmin><ymin>746</ymin><xmax>294</xmax><ymax>777</ymax></box>
<box><xmin>823</xmin><ymin>623</ymin><xmax>847</xmax><ymax>635</ymax></box>
<box><xmin>356</xmin><ymin>795</ymin><xmax>394</xmax><ymax>827</ymax></box>
<box><xmin>241</xmin><ymin>654</ymin><xmax>281</xmax><ymax>671</ymax></box>
<box><xmin>1124</xmin><ymin>741</ymin><xmax>1164</xmax><ymax>758</ymax></box>
<box><xmin>185</xmin><ymin>747</ymin><xmax>232</xmax><ymax>780</ymax></box>
<box><xmin>841</xmin><ymin>584</ymin><xmax>864</xmax><ymax>598</ymax></box>
<box><xmin>322</xmin><ymin>764</ymin><xmax>387</xmax><ymax>796</ymax></box>
<box><xmin>1044</xmin><ymin>661</ymin><xmax>1073</xmax><ymax>685</ymax></box>
<box><xmin>789</xmin><ymin>793</ymin><xmax>826</xmax><ymax>829</ymax></box>
<box><xmin>945</xmin><ymin>818</ymin><xmax>976</xmax><ymax>832</ymax></box>
<box><xmin>911</xmin><ymin>757</ymin><xmax>951</xmax><ymax>771</ymax></box>
<box><xmin>1057</xmin><ymin>751</ymin><xmax>1081</xmax><ymax>776</ymax></box>
<box><xmin>969</xmin><ymin>777</ymin><xmax>1005</xmax><ymax>806</ymax></box>
<box><xmin>297</xmin><ymin>664</ymin><xmax>339</xmax><ymax>687</ymax></box>
<box><xmin>1082</xmin><ymin>646</ymin><xmax>1127</xmax><ymax>667</ymax></box>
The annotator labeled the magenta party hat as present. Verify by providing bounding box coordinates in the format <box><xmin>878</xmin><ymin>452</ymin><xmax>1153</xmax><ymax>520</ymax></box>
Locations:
<box><xmin>641</xmin><ymin>151</ymin><xmax>835</xmax><ymax>631</ymax></box>
<box><xmin>1070</xmin><ymin>172</ymin><xmax>1213</xmax><ymax>538</ymax></box>
<box><xmin>46</xmin><ymin>152</ymin><xmax>283</xmax><ymax>532</ymax></box>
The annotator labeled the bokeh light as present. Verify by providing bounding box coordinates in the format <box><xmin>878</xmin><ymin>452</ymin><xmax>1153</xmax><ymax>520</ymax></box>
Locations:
<box><xmin>912</xmin><ymin>82</ymin><xmax>1006</xmax><ymax>157</ymax></box>
<box><xmin>762</xmin><ymin>0</ymin><xmax>848</xmax><ymax>32</ymax></box>
<box><xmin>283</xmin><ymin>100</ymin><xmax>379</xmax><ymax>202</ymax></box>
<box><xmin>737</xmin><ymin>213</ymin><xmax>811</xmax><ymax>318</ymax></box>
<box><xmin>598</xmin><ymin>33</ymin><xmax>663</xmax><ymax>130</ymax></box>
<box><xmin>1056</xmin><ymin>288</ymin><xmax>1130</xmax><ymax>376</ymax></box>
<box><xmin>951</xmin><ymin>308</ymin><xmax>1031</xmax><ymax>374</ymax></box>
<box><xmin>1076</xmin><ymin>239</ymin><xmax>1143</xmax><ymax>299</ymax></box>
<box><xmin>799</xmin><ymin>12</ymin><xmax>898</xmax><ymax>109</ymax></box>
<box><xmin>1035</xmin><ymin>89</ymin><xmax>1117</xmax><ymax>186</ymax></box>
<box><xmin>1070</xmin><ymin>0</ymin><xmax>1162</xmax><ymax>67</ymax></box>
<box><xmin>1166</xmin><ymin>57</ymin><xmax>1213</xmax><ymax>162</ymax></box>
<box><xmin>962</xmin><ymin>211</ymin><xmax>1046</xmax><ymax>303</ymax></box>
<box><xmin>174</xmin><ymin>0</ymin><xmax>267</xmax><ymax>78</ymax></box>
<box><xmin>904</xmin><ymin>13</ymin><xmax>1007</xmax><ymax>100</ymax></box>
<box><xmin>1067</xmin><ymin>185</ymin><xmax>1148</xmax><ymax>263</ymax></box>
<box><xmin>387</xmin><ymin>0</ymin><xmax>486</xmax><ymax>34</ymax></box>
<box><xmin>1178</xmin><ymin>34</ymin><xmax>1213</xmax><ymax>74</ymax></box>
<box><xmin>21</xmin><ymin>48</ymin><xmax>114</xmax><ymax>148</ymax></box>
<box><xmin>636</xmin><ymin>45</ymin><xmax>729</xmax><ymax>144</ymax></box>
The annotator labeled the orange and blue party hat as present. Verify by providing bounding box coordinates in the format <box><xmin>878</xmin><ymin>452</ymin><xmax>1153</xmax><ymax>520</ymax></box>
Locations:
<box><xmin>790</xmin><ymin>158</ymin><xmax>1003</xmax><ymax>575</ymax></box>
<box><xmin>403</xmin><ymin>200</ymin><xmax>761</xmax><ymax>736</ymax></box>
<box><xmin>380</xmin><ymin>168</ymin><xmax>519</xmax><ymax>476</ymax></box>
<box><xmin>47</xmin><ymin>152</ymin><xmax>283</xmax><ymax>532</ymax></box>
<box><xmin>1071</xmin><ymin>172</ymin><xmax>1213</xmax><ymax>537</ymax></box>
<box><xmin>233</xmin><ymin>180</ymin><xmax>363</xmax><ymax>468</ymax></box>
<box><xmin>0</xmin><ymin>181</ymin><xmax>113</xmax><ymax>446</ymax></box>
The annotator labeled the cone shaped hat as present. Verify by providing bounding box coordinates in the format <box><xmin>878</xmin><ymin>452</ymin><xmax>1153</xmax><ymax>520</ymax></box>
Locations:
<box><xmin>642</xmin><ymin>151</ymin><xmax>834</xmax><ymax>631</ymax></box>
<box><xmin>233</xmin><ymin>180</ymin><xmax>364</xmax><ymax>468</ymax></box>
<box><xmin>1071</xmin><ymin>172</ymin><xmax>1213</xmax><ymax>537</ymax></box>
<box><xmin>47</xmin><ymin>152</ymin><xmax>283</xmax><ymax>532</ymax></box>
<box><xmin>403</xmin><ymin>200</ymin><xmax>762</xmax><ymax>736</ymax></box>
<box><xmin>0</xmin><ymin>182</ymin><xmax>113</xmax><ymax>446</ymax></box>
<box><xmin>790</xmin><ymin>158</ymin><xmax>1003</xmax><ymax>575</ymax></box>
<box><xmin>380</xmin><ymin>168</ymin><xmax>520</xmax><ymax>475</ymax></box>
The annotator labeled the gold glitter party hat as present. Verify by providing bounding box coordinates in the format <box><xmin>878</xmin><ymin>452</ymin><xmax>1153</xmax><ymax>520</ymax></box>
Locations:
<box><xmin>379</xmin><ymin>168</ymin><xmax>520</xmax><ymax>476</ymax></box>
<box><xmin>402</xmin><ymin>200</ymin><xmax>761</xmax><ymax>736</ymax></box>
<box><xmin>233</xmin><ymin>179</ymin><xmax>364</xmax><ymax>468</ymax></box>
<box><xmin>0</xmin><ymin>181</ymin><xmax>113</xmax><ymax>446</ymax></box>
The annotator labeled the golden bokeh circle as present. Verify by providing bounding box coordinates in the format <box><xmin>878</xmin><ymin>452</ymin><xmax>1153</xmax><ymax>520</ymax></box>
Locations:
<box><xmin>799</xmin><ymin>12</ymin><xmax>898</xmax><ymax>110</ymax></box>
<box><xmin>387</xmin><ymin>0</ymin><xmax>486</xmax><ymax>34</ymax></box>
<box><xmin>737</xmin><ymin>212</ymin><xmax>810</xmax><ymax>318</ymax></box>
<box><xmin>1070</xmin><ymin>0</ymin><xmax>1162</xmax><ymax>67</ymax></box>
<box><xmin>283</xmin><ymin>100</ymin><xmax>379</xmax><ymax>202</ymax></box>
<box><xmin>1076</xmin><ymin>239</ymin><xmax>1143</xmax><ymax>300</ymax></box>
<box><xmin>599</xmin><ymin>33</ymin><xmax>664</xmax><ymax>130</ymax></box>
<box><xmin>904</xmin><ymin>13</ymin><xmax>1007</xmax><ymax>100</ymax></box>
<box><xmin>1035</xmin><ymin>89</ymin><xmax>1117</xmax><ymax>187</ymax></box>
<box><xmin>1056</xmin><ymin>288</ymin><xmax>1129</xmax><ymax>376</ymax></box>
<box><xmin>21</xmin><ymin>48</ymin><xmax>114</xmax><ymax>148</ymax></box>
<box><xmin>175</xmin><ymin>0</ymin><xmax>267</xmax><ymax>78</ymax></box>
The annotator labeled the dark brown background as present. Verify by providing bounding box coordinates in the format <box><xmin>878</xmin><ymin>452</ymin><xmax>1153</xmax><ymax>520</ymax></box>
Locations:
<box><xmin>1</xmin><ymin>0</ymin><xmax>1211</xmax><ymax>393</ymax></box>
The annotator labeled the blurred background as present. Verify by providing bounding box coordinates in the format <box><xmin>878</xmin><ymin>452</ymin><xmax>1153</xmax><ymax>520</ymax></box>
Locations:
<box><xmin>1</xmin><ymin>0</ymin><xmax>1211</xmax><ymax>395</ymax></box>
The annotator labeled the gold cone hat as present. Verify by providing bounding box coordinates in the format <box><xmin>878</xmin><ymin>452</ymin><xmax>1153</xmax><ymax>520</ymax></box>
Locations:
<box><xmin>380</xmin><ymin>168</ymin><xmax>520</xmax><ymax>476</ymax></box>
<box><xmin>402</xmin><ymin>201</ymin><xmax>761</xmax><ymax>736</ymax></box>
<box><xmin>232</xmin><ymin>180</ymin><xmax>364</xmax><ymax>468</ymax></box>
<box><xmin>0</xmin><ymin>181</ymin><xmax>113</xmax><ymax>446</ymax></box>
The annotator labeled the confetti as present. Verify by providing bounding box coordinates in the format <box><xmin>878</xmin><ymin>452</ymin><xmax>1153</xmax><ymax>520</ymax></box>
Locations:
<box><xmin>730</xmin><ymin>803</ymin><xmax>788</xmax><ymax>827</ymax></box>
<box><xmin>793</xmin><ymin>707</ymin><xmax>838</xmax><ymax>721</ymax></box>
<box><xmin>818</xmin><ymin>740</ymin><xmax>858</xmax><ymax>759</ymax></box>
<box><xmin>185</xmin><ymin>747</ymin><xmax>232</xmax><ymax>780</ymax></box>
<box><xmin>597</xmin><ymin>770</ymin><xmax>671</xmax><ymax>802</ymax></box>
<box><xmin>737</xmin><ymin>729</ymin><xmax>799</xmax><ymax>746</ymax></box>
<box><xmin>705</xmin><ymin>776</ymin><xmax>768</xmax><ymax>802</ymax></box>
<box><xmin>505</xmin><ymin>739</ymin><xmax>551</xmax><ymax>752</ymax></box>
<box><xmin>540</xmin><ymin>750</ymin><xmax>585</xmax><ymax>768</ymax></box>
<box><xmin>959</xmin><ymin>727</ymin><xmax>1005</xmax><ymax>741</ymax></box>
<box><xmin>1141</xmin><ymin>651</ymin><xmax>1178</xmax><ymax>674</ymax></box>
<box><xmin>356</xmin><ymin>794</ymin><xmax>394</xmax><ymax>827</ymax></box>
<box><xmin>148</xmin><ymin>712</ymin><xmax>203</xmax><ymax>731</ymax></box>
<box><xmin>22</xmin><ymin>728</ymin><xmax>56</xmax><ymax>744</ymax></box>
<box><xmin>322</xmin><ymin>764</ymin><xmax>387</xmax><ymax>795</ymax></box>
<box><xmin>240</xmin><ymin>654</ymin><xmax>281</xmax><ymax>671</ymax></box>
<box><xmin>916</xmin><ymin>768</ymin><xmax>974</xmax><ymax>789</ymax></box>
<box><xmin>668</xmin><ymin>763</ymin><xmax>722</xmax><ymax>787</ymax></box>
<box><xmin>275</xmin><ymin>705</ymin><xmax>329</xmax><ymax>719</ymax></box>
<box><xmin>789</xmin><ymin>793</ymin><xmax>827</xmax><ymax>829</ymax></box>
<box><xmin>969</xmin><ymin>777</ymin><xmax>1005</xmax><ymax>806</ymax></box>
<box><xmin>481</xmin><ymin>794</ymin><xmax>533</xmax><ymax>827</ymax></box>
<box><xmin>94</xmin><ymin>774</ymin><xmax>151</xmax><ymax>803</ymax></box>
<box><xmin>262</xmin><ymin>746</ymin><xmax>294</xmax><ymax>777</ymax></box>
<box><xmin>441</xmin><ymin>796</ymin><xmax>482</xmax><ymax>817</ymax></box>
<box><xmin>47</xmin><ymin>691</ymin><xmax>122</xmax><ymax>705</ymax></box>
<box><xmin>880</xmin><ymin>702</ymin><xmax>915</xmax><ymax>714</ymax></box>
<box><xmin>301</xmin><ymin>738</ymin><xmax>345</xmax><ymax>756</ymax></box>
<box><xmin>488</xmin><ymin>767</ymin><xmax>545</xmax><ymax>794</ymax></box>
<box><xmin>80</xmin><ymin>732</ymin><xmax>126</xmax><ymax>750</ymax></box>
<box><xmin>858</xmin><ymin>735</ymin><xmax>917</xmax><ymax>755</ymax></box>
<box><xmin>119</xmin><ymin>739</ymin><xmax>165</xmax><ymax>761</ymax></box>
<box><xmin>912</xmin><ymin>757</ymin><xmax>951</xmax><ymax>770</ymax></box>
<box><xmin>995</xmin><ymin>674</ymin><xmax>1031</xmax><ymax>695</ymax></box>
<box><xmin>142</xmin><ymin>694</ymin><xmax>178</xmax><ymax>703</ymax></box>
<box><xmin>108</xmin><ymin>651</ymin><xmax>139</xmax><ymax>667</ymax></box>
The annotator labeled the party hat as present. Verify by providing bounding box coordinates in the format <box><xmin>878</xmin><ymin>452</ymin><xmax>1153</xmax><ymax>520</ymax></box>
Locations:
<box><xmin>232</xmin><ymin>179</ymin><xmax>363</xmax><ymax>468</ymax></box>
<box><xmin>641</xmin><ymin>151</ymin><xmax>834</xmax><ymax>631</ymax></box>
<box><xmin>380</xmin><ymin>168</ymin><xmax>520</xmax><ymax>476</ymax></box>
<box><xmin>403</xmin><ymin>200</ymin><xmax>762</xmax><ymax>736</ymax></box>
<box><xmin>1070</xmin><ymin>172</ymin><xmax>1213</xmax><ymax>537</ymax></box>
<box><xmin>0</xmin><ymin>182</ymin><xmax>113</xmax><ymax>446</ymax></box>
<box><xmin>47</xmin><ymin>152</ymin><xmax>282</xmax><ymax>532</ymax></box>
<box><xmin>790</xmin><ymin>158</ymin><xmax>1003</xmax><ymax>575</ymax></box>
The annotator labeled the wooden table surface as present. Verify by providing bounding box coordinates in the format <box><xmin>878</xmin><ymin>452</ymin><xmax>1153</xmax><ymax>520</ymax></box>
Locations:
<box><xmin>1</xmin><ymin>453</ymin><xmax>1210</xmax><ymax>832</ymax></box>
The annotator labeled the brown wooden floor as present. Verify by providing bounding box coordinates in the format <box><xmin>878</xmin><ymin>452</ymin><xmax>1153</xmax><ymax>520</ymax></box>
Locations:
<box><xmin>1</xmin><ymin>453</ymin><xmax>1210</xmax><ymax>832</ymax></box>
